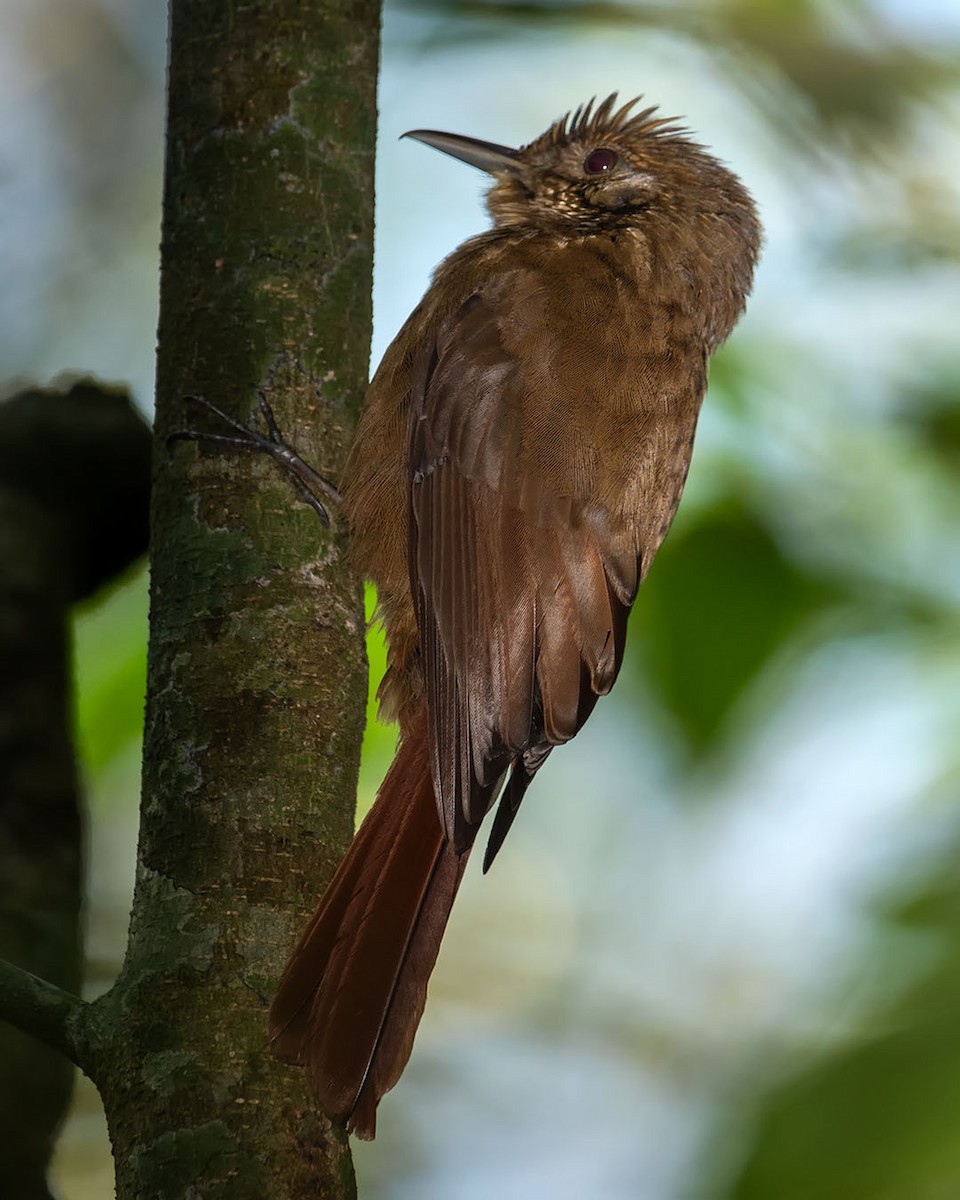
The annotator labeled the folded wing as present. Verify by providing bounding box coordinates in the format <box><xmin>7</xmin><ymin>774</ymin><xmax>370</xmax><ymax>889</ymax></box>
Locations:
<box><xmin>408</xmin><ymin>290</ymin><xmax>640</xmax><ymax>865</ymax></box>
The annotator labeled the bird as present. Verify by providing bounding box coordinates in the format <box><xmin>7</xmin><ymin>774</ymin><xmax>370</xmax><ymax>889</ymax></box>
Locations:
<box><xmin>267</xmin><ymin>93</ymin><xmax>761</xmax><ymax>1139</ymax></box>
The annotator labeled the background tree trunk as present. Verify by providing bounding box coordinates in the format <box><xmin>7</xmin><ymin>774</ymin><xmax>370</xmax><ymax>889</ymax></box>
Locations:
<box><xmin>0</xmin><ymin>383</ymin><xmax>151</xmax><ymax>1199</ymax></box>
<box><xmin>0</xmin><ymin>2</ymin><xmax>381</xmax><ymax>1196</ymax></box>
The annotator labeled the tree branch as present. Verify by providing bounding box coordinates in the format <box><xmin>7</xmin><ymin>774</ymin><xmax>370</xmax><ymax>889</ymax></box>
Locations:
<box><xmin>0</xmin><ymin>958</ymin><xmax>88</xmax><ymax>1068</ymax></box>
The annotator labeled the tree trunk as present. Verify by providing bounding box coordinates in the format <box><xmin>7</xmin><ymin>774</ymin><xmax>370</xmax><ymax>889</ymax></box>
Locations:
<box><xmin>70</xmin><ymin>2</ymin><xmax>376</xmax><ymax>1195</ymax></box>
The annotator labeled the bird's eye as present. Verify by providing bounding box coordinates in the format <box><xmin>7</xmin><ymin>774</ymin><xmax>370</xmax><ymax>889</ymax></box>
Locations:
<box><xmin>583</xmin><ymin>148</ymin><xmax>618</xmax><ymax>174</ymax></box>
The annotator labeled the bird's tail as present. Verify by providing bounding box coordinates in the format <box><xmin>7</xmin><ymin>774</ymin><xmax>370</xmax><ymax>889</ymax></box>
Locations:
<box><xmin>268</xmin><ymin>708</ymin><xmax>467</xmax><ymax>1139</ymax></box>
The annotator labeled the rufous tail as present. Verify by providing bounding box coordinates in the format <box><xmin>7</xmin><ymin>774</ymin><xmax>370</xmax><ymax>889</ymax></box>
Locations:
<box><xmin>268</xmin><ymin>709</ymin><xmax>467</xmax><ymax>1139</ymax></box>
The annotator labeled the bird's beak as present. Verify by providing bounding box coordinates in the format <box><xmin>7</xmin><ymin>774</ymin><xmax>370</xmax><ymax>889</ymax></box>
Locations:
<box><xmin>401</xmin><ymin>129</ymin><xmax>523</xmax><ymax>177</ymax></box>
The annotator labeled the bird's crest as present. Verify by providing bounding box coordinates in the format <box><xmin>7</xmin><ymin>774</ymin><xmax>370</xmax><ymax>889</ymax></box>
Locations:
<box><xmin>536</xmin><ymin>93</ymin><xmax>691</xmax><ymax>150</ymax></box>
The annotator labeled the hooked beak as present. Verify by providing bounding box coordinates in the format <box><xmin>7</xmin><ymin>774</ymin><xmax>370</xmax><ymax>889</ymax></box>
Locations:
<box><xmin>401</xmin><ymin>129</ymin><xmax>523</xmax><ymax>177</ymax></box>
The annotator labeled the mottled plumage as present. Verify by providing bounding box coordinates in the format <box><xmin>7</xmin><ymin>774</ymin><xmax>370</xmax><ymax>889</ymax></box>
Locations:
<box><xmin>269</xmin><ymin>94</ymin><xmax>761</xmax><ymax>1138</ymax></box>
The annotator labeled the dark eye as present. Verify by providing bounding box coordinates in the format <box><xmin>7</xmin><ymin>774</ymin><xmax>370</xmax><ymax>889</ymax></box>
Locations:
<box><xmin>583</xmin><ymin>148</ymin><xmax>618</xmax><ymax>174</ymax></box>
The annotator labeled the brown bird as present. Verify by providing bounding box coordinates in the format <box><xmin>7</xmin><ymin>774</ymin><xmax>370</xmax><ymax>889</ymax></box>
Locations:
<box><xmin>268</xmin><ymin>94</ymin><xmax>761</xmax><ymax>1138</ymax></box>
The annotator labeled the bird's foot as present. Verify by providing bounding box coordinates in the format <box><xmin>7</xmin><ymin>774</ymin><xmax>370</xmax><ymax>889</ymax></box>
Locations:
<box><xmin>167</xmin><ymin>393</ymin><xmax>341</xmax><ymax>527</ymax></box>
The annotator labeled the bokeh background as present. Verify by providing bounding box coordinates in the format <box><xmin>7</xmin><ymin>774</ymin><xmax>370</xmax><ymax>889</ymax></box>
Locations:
<box><xmin>2</xmin><ymin>0</ymin><xmax>959</xmax><ymax>1196</ymax></box>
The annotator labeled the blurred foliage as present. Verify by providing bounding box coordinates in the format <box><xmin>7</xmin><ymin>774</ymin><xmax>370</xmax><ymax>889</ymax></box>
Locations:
<box><xmin>399</xmin><ymin>0</ymin><xmax>960</xmax><ymax>136</ymax></box>
<box><xmin>720</xmin><ymin>0</ymin><xmax>955</xmax><ymax>133</ymax></box>
<box><xmin>725</xmin><ymin>848</ymin><xmax>960</xmax><ymax>1200</ymax></box>
<box><xmin>72</xmin><ymin>566</ymin><xmax>148</xmax><ymax>780</ymax></box>
<box><xmin>630</xmin><ymin>500</ymin><xmax>838</xmax><ymax>754</ymax></box>
<box><xmin>906</xmin><ymin>368</ymin><xmax>960</xmax><ymax>472</ymax></box>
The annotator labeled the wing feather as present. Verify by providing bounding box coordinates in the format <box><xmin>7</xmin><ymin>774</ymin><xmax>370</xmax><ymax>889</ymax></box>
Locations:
<box><xmin>409</xmin><ymin>290</ymin><xmax>637</xmax><ymax>855</ymax></box>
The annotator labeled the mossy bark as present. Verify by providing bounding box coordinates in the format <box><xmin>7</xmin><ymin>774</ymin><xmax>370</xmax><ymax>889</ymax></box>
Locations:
<box><xmin>83</xmin><ymin>3</ymin><xmax>379</xmax><ymax>1196</ymax></box>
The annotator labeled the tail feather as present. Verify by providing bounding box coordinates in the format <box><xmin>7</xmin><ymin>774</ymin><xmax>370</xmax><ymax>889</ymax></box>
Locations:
<box><xmin>268</xmin><ymin>709</ymin><xmax>468</xmax><ymax>1138</ymax></box>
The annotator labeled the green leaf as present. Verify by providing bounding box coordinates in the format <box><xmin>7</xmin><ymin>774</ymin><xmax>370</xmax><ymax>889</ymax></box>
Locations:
<box><xmin>356</xmin><ymin>583</ymin><xmax>398</xmax><ymax>819</ymax></box>
<box><xmin>71</xmin><ymin>566</ymin><xmax>148</xmax><ymax>781</ymax></box>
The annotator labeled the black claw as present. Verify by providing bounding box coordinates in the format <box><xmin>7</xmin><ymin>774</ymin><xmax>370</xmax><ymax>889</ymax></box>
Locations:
<box><xmin>257</xmin><ymin>392</ymin><xmax>283</xmax><ymax>439</ymax></box>
<box><xmin>167</xmin><ymin>394</ymin><xmax>341</xmax><ymax>528</ymax></box>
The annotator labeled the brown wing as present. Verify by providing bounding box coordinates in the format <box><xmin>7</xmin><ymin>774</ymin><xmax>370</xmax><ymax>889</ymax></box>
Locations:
<box><xmin>408</xmin><ymin>290</ymin><xmax>639</xmax><ymax>866</ymax></box>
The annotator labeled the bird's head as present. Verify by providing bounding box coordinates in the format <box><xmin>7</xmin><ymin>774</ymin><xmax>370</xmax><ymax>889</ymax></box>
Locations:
<box><xmin>403</xmin><ymin>94</ymin><xmax>755</xmax><ymax>237</ymax></box>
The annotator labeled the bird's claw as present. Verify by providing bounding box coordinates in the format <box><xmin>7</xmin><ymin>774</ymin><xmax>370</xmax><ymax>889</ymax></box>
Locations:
<box><xmin>168</xmin><ymin>393</ymin><xmax>341</xmax><ymax>527</ymax></box>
